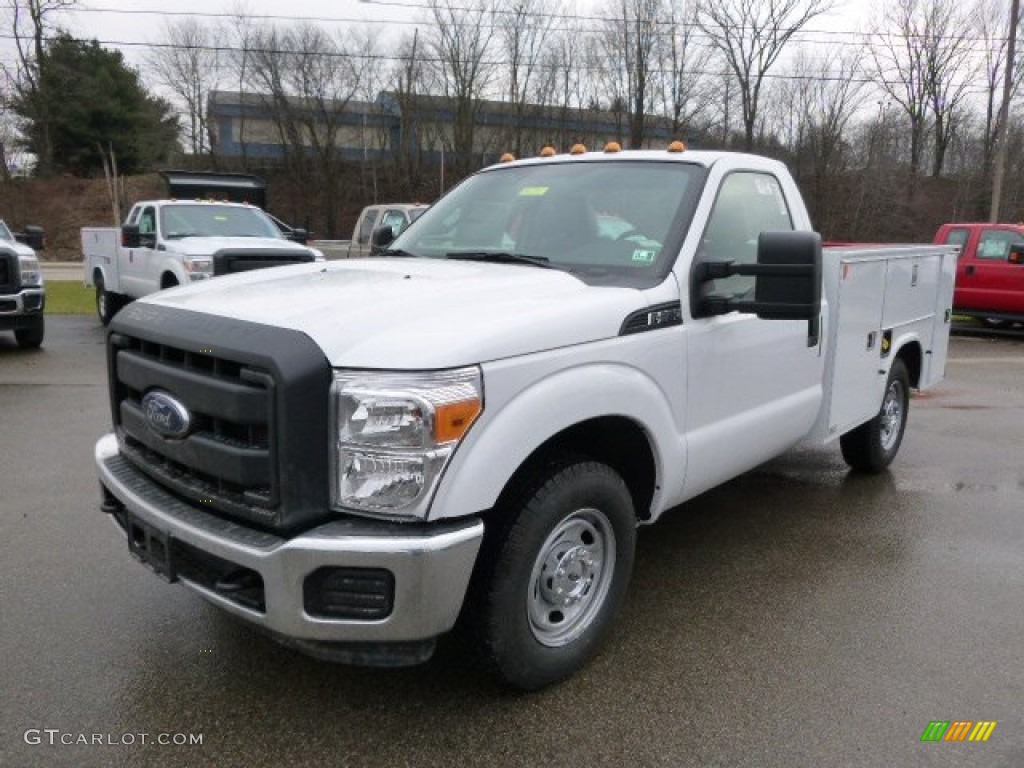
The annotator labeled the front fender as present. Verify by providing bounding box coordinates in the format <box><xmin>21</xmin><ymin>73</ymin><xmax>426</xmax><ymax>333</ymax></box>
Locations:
<box><xmin>427</xmin><ymin>361</ymin><xmax>686</xmax><ymax>522</ymax></box>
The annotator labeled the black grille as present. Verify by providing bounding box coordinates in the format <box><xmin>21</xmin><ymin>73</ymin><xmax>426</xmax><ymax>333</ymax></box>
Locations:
<box><xmin>0</xmin><ymin>250</ymin><xmax>15</xmax><ymax>293</ymax></box>
<box><xmin>111</xmin><ymin>334</ymin><xmax>279</xmax><ymax>525</ymax></box>
<box><xmin>107</xmin><ymin>303</ymin><xmax>332</xmax><ymax>532</ymax></box>
<box><xmin>213</xmin><ymin>249</ymin><xmax>316</xmax><ymax>276</ymax></box>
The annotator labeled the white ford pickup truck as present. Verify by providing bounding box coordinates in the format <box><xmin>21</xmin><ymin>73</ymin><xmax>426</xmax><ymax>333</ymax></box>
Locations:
<box><xmin>82</xmin><ymin>199</ymin><xmax>323</xmax><ymax>325</ymax></box>
<box><xmin>94</xmin><ymin>146</ymin><xmax>956</xmax><ymax>690</ymax></box>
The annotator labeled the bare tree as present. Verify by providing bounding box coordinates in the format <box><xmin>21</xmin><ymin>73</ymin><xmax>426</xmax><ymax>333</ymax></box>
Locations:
<box><xmin>496</xmin><ymin>0</ymin><xmax>561</xmax><ymax>156</ymax></box>
<box><xmin>146</xmin><ymin>19</ymin><xmax>222</xmax><ymax>156</ymax></box>
<box><xmin>246</xmin><ymin>23</ymin><xmax>376</xmax><ymax>236</ymax></box>
<box><xmin>4</xmin><ymin>0</ymin><xmax>77</xmax><ymax>176</ymax></box>
<box><xmin>659</xmin><ymin>0</ymin><xmax>713</xmax><ymax>138</ymax></box>
<box><xmin>423</xmin><ymin>0</ymin><xmax>498</xmax><ymax>175</ymax></box>
<box><xmin>777</xmin><ymin>47</ymin><xmax>866</xmax><ymax>232</ymax></box>
<box><xmin>869</xmin><ymin>0</ymin><xmax>982</xmax><ymax>184</ymax></box>
<box><xmin>696</xmin><ymin>0</ymin><xmax>833</xmax><ymax>152</ymax></box>
<box><xmin>598</xmin><ymin>0</ymin><xmax>664</xmax><ymax>148</ymax></box>
<box><xmin>919</xmin><ymin>0</ymin><xmax>976</xmax><ymax>177</ymax></box>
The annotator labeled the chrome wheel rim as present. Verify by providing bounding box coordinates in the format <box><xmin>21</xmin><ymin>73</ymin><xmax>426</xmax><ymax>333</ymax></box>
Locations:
<box><xmin>880</xmin><ymin>378</ymin><xmax>905</xmax><ymax>452</ymax></box>
<box><xmin>97</xmin><ymin>291</ymin><xmax>107</xmax><ymax>317</ymax></box>
<box><xmin>527</xmin><ymin>508</ymin><xmax>616</xmax><ymax>648</ymax></box>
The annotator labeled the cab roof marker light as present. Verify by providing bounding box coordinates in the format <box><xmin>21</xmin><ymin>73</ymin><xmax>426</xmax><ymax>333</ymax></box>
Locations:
<box><xmin>570</xmin><ymin>143</ymin><xmax>587</xmax><ymax>155</ymax></box>
<box><xmin>668</xmin><ymin>140</ymin><xmax>687</xmax><ymax>153</ymax></box>
<box><xmin>499</xmin><ymin>152</ymin><xmax>515</xmax><ymax>163</ymax></box>
<box><xmin>604</xmin><ymin>141</ymin><xmax>622</xmax><ymax>153</ymax></box>
<box><xmin>539</xmin><ymin>146</ymin><xmax>556</xmax><ymax>157</ymax></box>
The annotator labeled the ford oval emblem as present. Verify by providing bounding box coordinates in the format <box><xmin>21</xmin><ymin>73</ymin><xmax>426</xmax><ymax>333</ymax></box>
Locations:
<box><xmin>142</xmin><ymin>390</ymin><xmax>192</xmax><ymax>439</ymax></box>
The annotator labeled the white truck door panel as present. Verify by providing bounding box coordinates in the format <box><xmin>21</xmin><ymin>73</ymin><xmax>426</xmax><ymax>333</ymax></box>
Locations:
<box><xmin>683</xmin><ymin>315</ymin><xmax>823</xmax><ymax>498</ymax></box>
<box><xmin>828</xmin><ymin>259</ymin><xmax>888</xmax><ymax>435</ymax></box>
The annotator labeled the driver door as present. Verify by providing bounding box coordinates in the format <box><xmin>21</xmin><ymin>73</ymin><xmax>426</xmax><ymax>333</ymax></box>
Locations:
<box><xmin>682</xmin><ymin>169</ymin><xmax>824</xmax><ymax>497</ymax></box>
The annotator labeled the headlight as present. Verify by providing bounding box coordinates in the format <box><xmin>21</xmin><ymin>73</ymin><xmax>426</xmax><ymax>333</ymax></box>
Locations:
<box><xmin>331</xmin><ymin>368</ymin><xmax>483</xmax><ymax>519</ymax></box>
<box><xmin>18</xmin><ymin>255</ymin><xmax>42</xmax><ymax>287</ymax></box>
<box><xmin>184</xmin><ymin>257</ymin><xmax>213</xmax><ymax>279</ymax></box>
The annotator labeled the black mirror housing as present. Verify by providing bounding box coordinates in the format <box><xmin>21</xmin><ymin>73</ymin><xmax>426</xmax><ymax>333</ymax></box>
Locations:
<box><xmin>752</xmin><ymin>231</ymin><xmax>822</xmax><ymax>320</ymax></box>
<box><xmin>121</xmin><ymin>224</ymin><xmax>141</xmax><ymax>248</ymax></box>
<box><xmin>16</xmin><ymin>225</ymin><xmax>45</xmax><ymax>251</ymax></box>
<box><xmin>371</xmin><ymin>225</ymin><xmax>395</xmax><ymax>250</ymax></box>
<box><xmin>286</xmin><ymin>228</ymin><xmax>309</xmax><ymax>245</ymax></box>
<box><xmin>694</xmin><ymin>230</ymin><xmax>822</xmax><ymax>322</ymax></box>
<box><xmin>1009</xmin><ymin>243</ymin><xmax>1024</xmax><ymax>265</ymax></box>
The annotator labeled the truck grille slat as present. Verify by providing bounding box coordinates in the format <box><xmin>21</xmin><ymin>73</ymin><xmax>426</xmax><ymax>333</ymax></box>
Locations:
<box><xmin>112</xmin><ymin>334</ymin><xmax>278</xmax><ymax>524</ymax></box>
<box><xmin>108</xmin><ymin>305</ymin><xmax>330</xmax><ymax>531</ymax></box>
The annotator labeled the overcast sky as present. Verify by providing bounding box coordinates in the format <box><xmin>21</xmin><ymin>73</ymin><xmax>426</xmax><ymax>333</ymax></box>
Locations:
<box><xmin>47</xmin><ymin>0</ymin><xmax>872</xmax><ymax>71</ymax></box>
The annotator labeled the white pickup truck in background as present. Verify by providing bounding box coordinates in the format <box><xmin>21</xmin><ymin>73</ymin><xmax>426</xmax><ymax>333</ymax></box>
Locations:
<box><xmin>82</xmin><ymin>171</ymin><xmax>324</xmax><ymax>325</ymax></box>
<box><xmin>0</xmin><ymin>220</ymin><xmax>46</xmax><ymax>348</ymax></box>
<box><xmin>94</xmin><ymin>146</ymin><xmax>956</xmax><ymax>690</ymax></box>
<box><xmin>346</xmin><ymin>203</ymin><xmax>428</xmax><ymax>258</ymax></box>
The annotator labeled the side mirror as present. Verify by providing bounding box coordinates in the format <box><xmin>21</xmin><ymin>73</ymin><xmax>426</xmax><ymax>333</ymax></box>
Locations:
<box><xmin>16</xmin><ymin>225</ymin><xmax>45</xmax><ymax>251</ymax></box>
<box><xmin>370</xmin><ymin>225</ymin><xmax>395</xmax><ymax>252</ymax></box>
<box><xmin>121</xmin><ymin>224</ymin><xmax>141</xmax><ymax>248</ymax></box>
<box><xmin>286</xmin><ymin>228</ymin><xmax>309</xmax><ymax>245</ymax></box>
<box><xmin>695</xmin><ymin>230</ymin><xmax>822</xmax><ymax>322</ymax></box>
<box><xmin>1009</xmin><ymin>243</ymin><xmax>1024</xmax><ymax>265</ymax></box>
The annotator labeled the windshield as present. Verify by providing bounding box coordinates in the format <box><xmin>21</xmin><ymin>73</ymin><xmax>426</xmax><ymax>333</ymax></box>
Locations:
<box><xmin>160</xmin><ymin>204</ymin><xmax>282</xmax><ymax>239</ymax></box>
<box><xmin>390</xmin><ymin>160</ymin><xmax>703</xmax><ymax>283</ymax></box>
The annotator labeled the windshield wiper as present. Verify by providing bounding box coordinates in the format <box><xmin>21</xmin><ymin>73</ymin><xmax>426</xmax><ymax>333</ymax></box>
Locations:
<box><xmin>444</xmin><ymin>251</ymin><xmax>553</xmax><ymax>269</ymax></box>
<box><xmin>381</xmin><ymin>248</ymin><xmax>418</xmax><ymax>258</ymax></box>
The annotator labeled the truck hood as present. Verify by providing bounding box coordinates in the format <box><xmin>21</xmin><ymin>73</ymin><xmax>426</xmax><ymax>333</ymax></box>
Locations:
<box><xmin>145</xmin><ymin>258</ymin><xmax>650</xmax><ymax>368</ymax></box>
<box><xmin>166</xmin><ymin>236</ymin><xmax>316</xmax><ymax>257</ymax></box>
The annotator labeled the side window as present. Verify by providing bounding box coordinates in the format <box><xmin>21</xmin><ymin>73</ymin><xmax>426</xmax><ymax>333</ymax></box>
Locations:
<box><xmin>701</xmin><ymin>172</ymin><xmax>793</xmax><ymax>298</ymax></box>
<box><xmin>380</xmin><ymin>210</ymin><xmax>408</xmax><ymax>237</ymax></box>
<box><xmin>943</xmin><ymin>227</ymin><xmax>969</xmax><ymax>248</ymax></box>
<box><xmin>977</xmin><ymin>229</ymin><xmax>1022</xmax><ymax>260</ymax></box>
<box><xmin>138</xmin><ymin>207</ymin><xmax>156</xmax><ymax>241</ymax></box>
<box><xmin>357</xmin><ymin>209</ymin><xmax>378</xmax><ymax>245</ymax></box>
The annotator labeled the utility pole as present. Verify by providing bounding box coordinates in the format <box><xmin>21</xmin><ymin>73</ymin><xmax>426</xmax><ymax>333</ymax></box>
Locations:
<box><xmin>990</xmin><ymin>0</ymin><xmax>1020</xmax><ymax>222</ymax></box>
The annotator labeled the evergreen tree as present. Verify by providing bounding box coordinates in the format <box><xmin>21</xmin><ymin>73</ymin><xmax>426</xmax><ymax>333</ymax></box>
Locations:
<box><xmin>13</xmin><ymin>34</ymin><xmax>180</xmax><ymax>176</ymax></box>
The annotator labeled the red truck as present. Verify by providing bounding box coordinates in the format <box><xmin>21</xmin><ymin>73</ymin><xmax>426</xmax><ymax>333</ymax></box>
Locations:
<box><xmin>934</xmin><ymin>222</ymin><xmax>1024</xmax><ymax>327</ymax></box>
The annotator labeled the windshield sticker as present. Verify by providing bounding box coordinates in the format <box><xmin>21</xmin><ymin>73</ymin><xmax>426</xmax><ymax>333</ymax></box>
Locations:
<box><xmin>518</xmin><ymin>186</ymin><xmax>549</xmax><ymax>197</ymax></box>
<box><xmin>213</xmin><ymin>215</ymin><xmax>227</xmax><ymax>221</ymax></box>
<box><xmin>632</xmin><ymin>249</ymin><xmax>657</xmax><ymax>263</ymax></box>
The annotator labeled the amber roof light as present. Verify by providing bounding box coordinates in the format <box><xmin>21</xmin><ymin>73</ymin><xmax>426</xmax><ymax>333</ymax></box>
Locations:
<box><xmin>667</xmin><ymin>141</ymin><xmax>687</xmax><ymax>153</ymax></box>
<box><xmin>570</xmin><ymin>143</ymin><xmax>587</xmax><ymax>155</ymax></box>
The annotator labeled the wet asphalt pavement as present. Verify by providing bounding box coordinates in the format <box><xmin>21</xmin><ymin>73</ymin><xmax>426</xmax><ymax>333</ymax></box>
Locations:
<box><xmin>1</xmin><ymin>316</ymin><xmax>1022</xmax><ymax>768</ymax></box>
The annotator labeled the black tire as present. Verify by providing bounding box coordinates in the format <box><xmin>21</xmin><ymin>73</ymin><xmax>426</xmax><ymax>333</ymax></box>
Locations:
<box><xmin>161</xmin><ymin>275</ymin><xmax>179</xmax><ymax>289</ymax></box>
<box><xmin>980</xmin><ymin>318</ymin><xmax>1012</xmax><ymax>330</ymax></box>
<box><xmin>95</xmin><ymin>276</ymin><xmax>123</xmax><ymax>326</ymax></box>
<box><xmin>14</xmin><ymin>314</ymin><xmax>44</xmax><ymax>349</ymax></box>
<box><xmin>473</xmin><ymin>457</ymin><xmax>637</xmax><ymax>690</ymax></box>
<box><xmin>840</xmin><ymin>358</ymin><xmax>910</xmax><ymax>473</ymax></box>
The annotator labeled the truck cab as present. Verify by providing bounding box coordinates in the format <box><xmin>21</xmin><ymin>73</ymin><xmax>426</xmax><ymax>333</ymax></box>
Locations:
<box><xmin>347</xmin><ymin>203</ymin><xmax>428</xmax><ymax>258</ymax></box>
<box><xmin>0</xmin><ymin>220</ymin><xmax>46</xmax><ymax>349</ymax></box>
<box><xmin>934</xmin><ymin>222</ymin><xmax>1024</xmax><ymax>327</ymax></box>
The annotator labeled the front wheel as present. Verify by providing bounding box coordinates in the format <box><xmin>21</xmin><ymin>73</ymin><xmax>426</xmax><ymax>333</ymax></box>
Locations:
<box><xmin>473</xmin><ymin>458</ymin><xmax>637</xmax><ymax>690</ymax></box>
<box><xmin>15</xmin><ymin>314</ymin><xmax>44</xmax><ymax>349</ymax></box>
<box><xmin>840</xmin><ymin>358</ymin><xmax>910</xmax><ymax>472</ymax></box>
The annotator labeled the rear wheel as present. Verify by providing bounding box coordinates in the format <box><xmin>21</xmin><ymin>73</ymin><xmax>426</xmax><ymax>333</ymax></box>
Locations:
<box><xmin>840</xmin><ymin>358</ymin><xmax>910</xmax><ymax>472</ymax></box>
<box><xmin>472</xmin><ymin>457</ymin><xmax>636</xmax><ymax>690</ymax></box>
<box><xmin>15</xmin><ymin>314</ymin><xmax>44</xmax><ymax>349</ymax></box>
<box><xmin>95</xmin><ymin>276</ymin><xmax>123</xmax><ymax>326</ymax></box>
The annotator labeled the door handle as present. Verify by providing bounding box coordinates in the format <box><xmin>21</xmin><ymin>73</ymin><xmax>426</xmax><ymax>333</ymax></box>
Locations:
<box><xmin>965</xmin><ymin>264</ymin><xmax>975</xmax><ymax>276</ymax></box>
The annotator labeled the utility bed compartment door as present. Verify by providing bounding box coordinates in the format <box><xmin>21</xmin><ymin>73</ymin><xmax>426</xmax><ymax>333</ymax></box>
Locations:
<box><xmin>829</xmin><ymin>259</ymin><xmax>887</xmax><ymax>436</ymax></box>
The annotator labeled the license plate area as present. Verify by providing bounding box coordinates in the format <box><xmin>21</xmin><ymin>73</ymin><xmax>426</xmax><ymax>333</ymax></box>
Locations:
<box><xmin>125</xmin><ymin>511</ymin><xmax>178</xmax><ymax>582</ymax></box>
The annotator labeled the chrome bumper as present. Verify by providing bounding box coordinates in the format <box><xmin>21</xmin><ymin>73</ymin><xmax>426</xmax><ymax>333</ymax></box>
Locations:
<box><xmin>95</xmin><ymin>433</ymin><xmax>483</xmax><ymax>648</ymax></box>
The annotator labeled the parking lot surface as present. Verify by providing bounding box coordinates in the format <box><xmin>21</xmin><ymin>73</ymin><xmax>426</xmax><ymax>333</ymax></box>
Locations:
<box><xmin>2</xmin><ymin>316</ymin><xmax>1022</xmax><ymax>767</ymax></box>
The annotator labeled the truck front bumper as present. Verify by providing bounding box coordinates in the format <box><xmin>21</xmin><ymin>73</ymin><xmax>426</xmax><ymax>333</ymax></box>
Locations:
<box><xmin>0</xmin><ymin>287</ymin><xmax>44</xmax><ymax>330</ymax></box>
<box><xmin>95</xmin><ymin>433</ymin><xmax>484</xmax><ymax>665</ymax></box>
